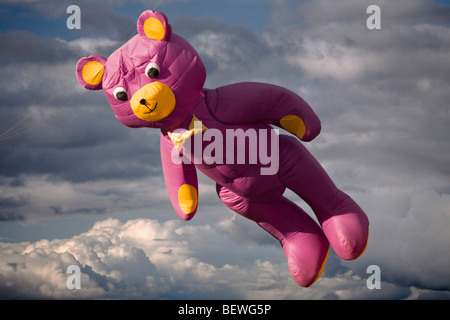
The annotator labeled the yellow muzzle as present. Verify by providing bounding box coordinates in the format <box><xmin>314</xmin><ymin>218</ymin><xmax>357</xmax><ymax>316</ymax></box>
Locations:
<box><xmin>130</xmin><ymin>82</ymin><xmax>176</xmax><ymax>122</ymax></box>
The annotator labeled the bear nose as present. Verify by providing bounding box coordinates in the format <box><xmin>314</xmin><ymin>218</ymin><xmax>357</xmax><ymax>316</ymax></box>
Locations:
<box><xmin>139</xmin><ymin>99</ymin><xmax>147</xmax><ymax>105</ymax></box>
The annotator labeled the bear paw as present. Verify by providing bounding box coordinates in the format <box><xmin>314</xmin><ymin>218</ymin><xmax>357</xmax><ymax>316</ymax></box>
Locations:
<box><xmin>282</xmin><ymin>233</ymin><xmax>330</xmax><ymax>287</ymax></box>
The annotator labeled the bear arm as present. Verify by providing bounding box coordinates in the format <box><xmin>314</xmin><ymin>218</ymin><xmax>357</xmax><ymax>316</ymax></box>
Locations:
<box><xmin>205</xmin><ymin>82</ymin><xmax>321</xmax><ymax>142</ymax></box>
<box><xmin>160</xmin><ymin>132</ymin><xmax>198</xmax><ymax>221</ymax></box>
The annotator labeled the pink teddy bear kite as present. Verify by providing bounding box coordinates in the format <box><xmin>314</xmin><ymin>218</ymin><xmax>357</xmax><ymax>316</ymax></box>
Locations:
<box><xmin>76</xmin><ymin>10</ymin><xmax>369</xmax><ymax>287</ymax></box>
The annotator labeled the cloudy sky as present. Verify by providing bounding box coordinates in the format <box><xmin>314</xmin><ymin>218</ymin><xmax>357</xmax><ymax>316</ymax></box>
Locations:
<box><xmin>1</xmin><ymin>0</ymin><xmax>450</xmax><ymax>300</ymax></box>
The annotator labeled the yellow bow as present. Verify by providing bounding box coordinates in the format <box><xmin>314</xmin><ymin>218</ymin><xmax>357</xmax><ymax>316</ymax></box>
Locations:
<box><xmin>168</xmin><ymin>115</ymin><xmax>208</xmax><ymax>150</ymax></box>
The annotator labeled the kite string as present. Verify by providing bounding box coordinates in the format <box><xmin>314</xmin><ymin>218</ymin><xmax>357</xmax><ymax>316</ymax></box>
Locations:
<box><xmin>0</xmin><ymin>85</ymin><xmax>79</xmax><ymax>144</ymax></box>
<box><xmin>154</xmin><ymin>0</ymin><xmax>164</xmax><ymax>11</ymax></box>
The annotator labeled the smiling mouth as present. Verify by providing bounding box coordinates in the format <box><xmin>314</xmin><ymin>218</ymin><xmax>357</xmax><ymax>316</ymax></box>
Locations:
<box><xmin>141</xmin><ymin>100</ymin><xmax>158</xmax><ymax>114</ymax></box>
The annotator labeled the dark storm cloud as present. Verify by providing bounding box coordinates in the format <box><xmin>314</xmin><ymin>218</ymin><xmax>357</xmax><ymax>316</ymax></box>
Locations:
<box><xmin>1</xmin><ymin>0</ymin><xmax>138</xmax><ymax>39</ymax></box>
<box><xmin>170</xmin><ymin>15</ymin><xmax>290</xmax><ymax>88</ymax></box>
<box><xmin>0</xmin><ymin>26</ymin><xmax>163</xmax><ymax>222</ymax></box>
<box><xmin>0</xmin><ymin>30</ymin><xmax>79</xmax><ymax>64</ymax></box>
<box><xmin>271</xmin><ymin>0</ymin><xmax>450</xmax><ymax>28</ymax></box>
<box><xmin>1</xmin><ymin>119</ymin><xmax>162</xmax><ymax>179</ymax></box>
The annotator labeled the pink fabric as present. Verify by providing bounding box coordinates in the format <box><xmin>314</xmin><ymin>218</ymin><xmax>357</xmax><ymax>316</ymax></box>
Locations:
<box><xmin>76</xmin><ymin>10</ymin><xmax>369</xmax><ymax>287</ymax></box>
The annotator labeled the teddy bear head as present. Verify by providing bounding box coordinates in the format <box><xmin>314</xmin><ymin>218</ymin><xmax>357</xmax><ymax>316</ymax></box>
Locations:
<box><xmin>76</xmin><ymin>10</ymin><xmax>207</xmax><ymax>129</ymax></box>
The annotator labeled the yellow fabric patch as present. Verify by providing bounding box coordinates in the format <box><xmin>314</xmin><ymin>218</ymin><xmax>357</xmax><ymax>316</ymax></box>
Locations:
<box><xmin>178</xmin><ymin>184</ymin><xmax>198</xmax><ymax>214</ymax></box>
<box><xmin>168</xmin><ymin>116</ymin><xmax>208</xmax><ymax>150</ymax></box>
<box><xmin>308</xmin><ymin>246</ymin><xmax>330</xmax><ymax>287</ymax></box>
<box><xmin>143</xmin><ymin>17</ymin><xmax>165</xmax><ymax>40</ymax></box>
<box><xmin>82</xmin><ymin>61</ymin><xmax>104</xmax><ymax>85</ymax></box>
<box><xmin>280</xmin><ymin>115</ymin><xmax>306</xmax><ymax>139</ymax></box>
<box><xmin>130</xmin><ymin>82</ymin><xmax>176</xmax><ymax>122</ymax></box>
<box><xmin>356</xmin><ymin>232</ymin><xmax>369</xmax><ymax>259</ymax></box>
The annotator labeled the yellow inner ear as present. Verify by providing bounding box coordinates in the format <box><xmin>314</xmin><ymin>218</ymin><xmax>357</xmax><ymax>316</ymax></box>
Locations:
<box><xmin>82</xmin><ymin>61</ymin><xmax>104</xmax><ymax>85</ymax></box>
<box><xmin>143</xmin><ymin>17</ymin><xmax>165</xmax><ymax>40</ymax></box>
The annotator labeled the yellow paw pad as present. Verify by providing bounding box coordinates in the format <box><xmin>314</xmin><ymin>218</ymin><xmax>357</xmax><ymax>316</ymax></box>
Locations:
<box><xmin>280</xmin><ymin>115</ymin><xmax>306</xmax><ymax>139</ymax></box>
<box><xmin>178</xmin><ymin>184</ymin><xmax>198</xmax><ymax>214</ymax></box>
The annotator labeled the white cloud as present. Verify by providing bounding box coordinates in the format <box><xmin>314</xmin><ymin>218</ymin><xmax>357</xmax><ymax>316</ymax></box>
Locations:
<box><xmin>0</xmin><ymin>244</ymin><xmax>106</xmax><ymax>299</ymax></box>
<box><xmin>2</xmin><ymin>215</ymin><xmax>450</xmax><ymax>299</ymax></box>
<box><xmin>282</xmin><ymin>37</ymin><xmax>371</xmax><ymax>82</ymax></box>
<box><xmin>68</xmin><ymin>37</ymin><xmax>120</xmax><ymax>56</ymax></box>
<box><xmin>0</xmin><ymin>218</ymin><xmax>290</xmax><ymax>299</ymax></box>
<box><xmin>0</xmin><ymin>173</ymin><xmax>170</xmax><ymax>222</ymax></box>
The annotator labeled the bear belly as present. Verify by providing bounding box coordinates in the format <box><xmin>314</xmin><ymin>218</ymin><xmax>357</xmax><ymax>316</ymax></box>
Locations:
<box><xmin>197</xmin><ymin>163</ymin><xmax>285</xmax><ymax>202</ymax></box>
<box><xmin>182</xmin><ymin>109</ymin><xmax>284</xmax><ymax>201</ymax></box>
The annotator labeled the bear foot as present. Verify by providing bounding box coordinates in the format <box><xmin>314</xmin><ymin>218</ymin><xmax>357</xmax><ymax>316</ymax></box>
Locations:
<box><xmin>282</xmin><ymin>232</ymin><xmax>330</xmax><ymax>287</ymax></box>
<box><xmin>321</xmin><ymin>210</ymin><xmax>369</xmax><ymax>261</ymax></box>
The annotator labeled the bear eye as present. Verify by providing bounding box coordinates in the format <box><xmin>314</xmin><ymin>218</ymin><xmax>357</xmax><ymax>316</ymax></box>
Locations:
<box><xmin>145</xmin><ymin>62</ymin><xmax>160</xmax><ymax>79</ymax></box>
<box><xmin>113</xmin><ymin>87</ymin><xmax>128</xmax><ymax>101</ymax></box>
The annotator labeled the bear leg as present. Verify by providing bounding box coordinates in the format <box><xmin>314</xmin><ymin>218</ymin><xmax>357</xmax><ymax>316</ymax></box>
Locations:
<box><xmin>277</xmin><ymin>135</ymin><xmax>369</xmax><ymax>260</ymax></box>
<box><xmin>217</xmin><ymin>184</ymin><xmax>329</xmax><ymax>287</ymax></box>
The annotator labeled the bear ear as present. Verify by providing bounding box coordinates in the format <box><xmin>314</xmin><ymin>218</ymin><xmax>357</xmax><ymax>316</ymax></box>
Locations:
<box><xmin>76</xmin><ymin>55</ymin><xmax>107</xmax><ymax>90</ymax></box>
<box><xmin>137</xmin><ymin>10</ymin><xmax>172</xmax><ymax>41</ymax></box>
